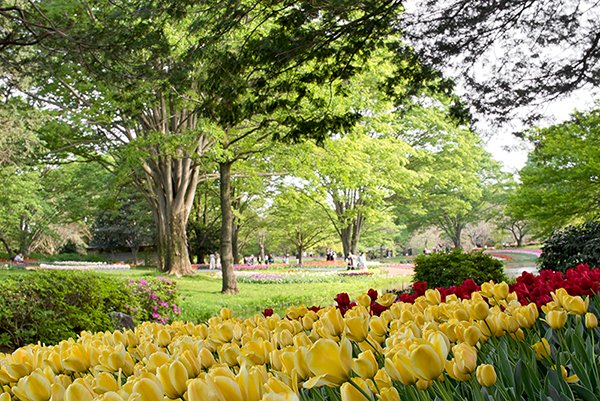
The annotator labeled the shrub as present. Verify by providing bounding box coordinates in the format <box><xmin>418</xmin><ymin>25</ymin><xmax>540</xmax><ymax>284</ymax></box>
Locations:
<box><xmin>539</xmin><ymin>221</ymin><xmax>600</xmax><ymax>272</ymax></box>
<box><xmin>126</xmin><ymin>277</ymin><xmax>180</xmax><ymax>324</ymax></box>
<box><xmin>413</xmin><ymin>250</ymin><xmax>505</xmax><ymax>288</ymax></box>
<box><xmin>0</xmin><ymin>271</ymin><xmax>133</xmax><ymax>350</ymax></box>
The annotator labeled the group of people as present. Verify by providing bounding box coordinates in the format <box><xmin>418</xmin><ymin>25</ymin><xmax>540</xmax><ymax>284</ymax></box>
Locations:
<box><xmin>242</xmin><ymin>254</ymin><xmax>276</xmax><ymax>265</ymax></box>
<box><xmin>346</xmin><ymin>251</ymin><xmax>367</xmax><ymax>270</ymax></box>
<box><xmin>208</xmin><ymin>252</ymin><xmax>221</xmax><ymax>270</ymax></box>
<box><xmin>325</xmin><ymin>249</ymin><xmax>337</xmax><ymax>261</ymax></box>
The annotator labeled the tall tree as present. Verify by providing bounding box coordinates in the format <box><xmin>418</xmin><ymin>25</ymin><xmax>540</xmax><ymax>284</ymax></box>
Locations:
<box><xmin>395</xmin><ymin>125</ymin><xmax>506</xmax><ymax>248</ymax></box>
<box><xmin>509</xmin><ymin>109</ymin><xmax>600</xmax><ymax>235</ymax></box>
<box><xmin>267</xmin><ymin>187</ymin><xmax>335</xmax><ymax>265</ymax></box>
<box><xmin>402</xmin><ymin>0</ymin><xmax>600</xmax><ymax>123</ymax></box>
<box><xmin>5</xmin><ymin>0</ymin><xmax>408</xmax><ymax>285</ymax></box>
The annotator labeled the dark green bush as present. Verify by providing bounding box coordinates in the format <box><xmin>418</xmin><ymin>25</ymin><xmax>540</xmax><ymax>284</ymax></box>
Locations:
<box><xmin>0</xmin><ymin>271</ymin><xmax>133</xmax><ymax>350</ymax></box>
<box><xmin>413</xmin><ymin>250</ymin><xmax>506</xmax><ymax>288</ymax></box>
<box><xmin>539</xmin><ymin>221</ymin><xmax>600</xmax><ymax>272</ymax></box>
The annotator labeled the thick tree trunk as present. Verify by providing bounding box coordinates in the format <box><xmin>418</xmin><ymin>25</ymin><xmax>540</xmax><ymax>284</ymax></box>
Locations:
<box><xmin>220</xmin><ymin>161</ymin><xmax>239</xmax><ymax>294</ymax></box>
<box><xmin>297</xmin><ymin>245</ymin><xmax>303</xmax><ymax>265</ymax></box>
<box><xmin>340</xmin><ymin>226</ymin><xmax>351</xmax><ymax>257</ymax></box>
<box><xmin>131</xmin><ymin>246</ymin><xmax>139</xmax><ymax>265</ymax></box>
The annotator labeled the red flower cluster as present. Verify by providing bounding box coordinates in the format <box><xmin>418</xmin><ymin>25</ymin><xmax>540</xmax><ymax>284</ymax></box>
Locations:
<box><xmin>334</xmin><ymin>292</ymin><xmax>357</xmax><ymax>315</ymax></box>
<box><xmin>397</xmin><ymin>279</ymin><xmax>480</xmax><ymax>303</ymax></box>
<box><xmin>511</xmin><ymin>264</ymin><xmax>600</xmax><ymax>308</ymax></box>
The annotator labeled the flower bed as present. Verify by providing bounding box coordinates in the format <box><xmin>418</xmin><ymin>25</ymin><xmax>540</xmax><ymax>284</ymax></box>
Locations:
<box><xmin>32</xmin><ymin>262</ymin><xmax>130</xmax><ymax>270</ymax></box>
<box><xmin>237</xmin><ymin>269</ymin><xmax>378</xmax><ymax>284</ymax></box>
<box><xmin>0</xmin><ymin>269</ymin><xmax>598</xmax><ymax>401</ymax></box>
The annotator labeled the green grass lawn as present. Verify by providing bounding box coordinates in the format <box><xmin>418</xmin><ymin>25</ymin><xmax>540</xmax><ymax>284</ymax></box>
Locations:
<box><xmin>85</xmin><ymin>267</ymin><xmax>411</xmax><ymax>322</ymax></box>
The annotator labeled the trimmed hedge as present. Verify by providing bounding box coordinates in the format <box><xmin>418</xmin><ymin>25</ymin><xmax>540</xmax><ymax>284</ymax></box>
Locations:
<box><xmin>539</xmin><ymin>221</ymin><xmax>600</xmax><ymax>272</ymax></box>
<box><xmin>0</xmin><ymin>271</ymin><xmax>133</xmax><ymax>350</ymax></box>
<box><xmin>413</xmin><ymin>250</ymin><xmax>506</xmax><ymax>289</ymax></box>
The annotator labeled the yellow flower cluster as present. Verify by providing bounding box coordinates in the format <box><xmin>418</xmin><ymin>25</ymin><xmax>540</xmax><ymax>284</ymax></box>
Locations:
<box><xmin>0</xmin><ymin>282</ymin><xmax>594</xmax><ymax>401</ymax></box>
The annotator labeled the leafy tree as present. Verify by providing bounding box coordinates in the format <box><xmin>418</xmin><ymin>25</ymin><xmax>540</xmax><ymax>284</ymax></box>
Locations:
<box><xmin>267</xmin><ymin>187</ymin><xmax>335</xmax><ymax>265</ymax></box>
<box><xmin>509</xmin><ymin>109</ymin><xmax>600</xmax><ymax>235</ymax></box>
<box><xmin>187</xmin><ymin>181</ymin><xmax>221</xmax><ymax>265</ymax></box>
<box><xmin>395</xmin><ymin>124</ymin><xmax>506</xmax><ymax>248</ymax></box>
<box><xmin>91</xmin><ymin>189</ymin><xmax>154</xmax><ymax>265</ymax></box>
<box><xmin>403</xmin><ymin>0</ymin><xmax>600</xmax><ymax>122</ymax></box>
<box><xmin>291</xmin><ymin>134</ymin><xmax>415</xmax><ymax>256</ymax></box>
<box><xmin>5</xmin><ymin>0</ymin><xmax>412</xmax><ymax>289</ymax></box>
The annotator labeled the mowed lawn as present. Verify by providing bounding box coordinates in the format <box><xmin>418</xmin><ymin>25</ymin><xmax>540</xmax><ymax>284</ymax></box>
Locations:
<box><xmin>93</xmin><ymin>268</ymin><xmax>411</xmax><ymax>322</ymax></box>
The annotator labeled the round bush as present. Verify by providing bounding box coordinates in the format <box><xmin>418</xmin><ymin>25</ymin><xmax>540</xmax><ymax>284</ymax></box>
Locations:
<box><xmin>413</xmin><ymin>250</ymin><xmax>506</xmax><ymax>288</ymax></box>
<box><xmin>539</xmin><ymin>221</ymin><xmax>600</xmax><ymax>272</ymax></box>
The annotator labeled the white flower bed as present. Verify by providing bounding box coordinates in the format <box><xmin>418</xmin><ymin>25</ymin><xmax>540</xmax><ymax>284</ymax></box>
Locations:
<box><xmin>33</xmin><ymin>262</ymin><xmax>130</xmax><ymax>270</ymax></box>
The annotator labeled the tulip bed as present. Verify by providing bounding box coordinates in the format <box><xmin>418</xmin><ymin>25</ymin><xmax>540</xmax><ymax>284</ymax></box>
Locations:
<box><xmin>1</xmin><ymin>266</ymin><xmax>599</xmax><ymax>401</ymax></box>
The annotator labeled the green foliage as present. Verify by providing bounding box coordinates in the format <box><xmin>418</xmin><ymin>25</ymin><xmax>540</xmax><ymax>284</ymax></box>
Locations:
<box><xmin>511</xmin><ymin>109</ymin><xmax>600</xmax><ymax>235</ymax></box>
<box><xmin>0</xmin><ymin>271</ymin><xmax>133</xmax><ymax>349</ymax></box>
<box><xmin>395</xmin><ymin>115</ymin><xmax>508</xmax><ymax>248</ymax></box>
<box><xmin>539</xmin><ymin>221</ymin><xmax>600</xmax><ymax>272</ymax></box>
<box><xmin>125</xmin><ymin>277</ymin><xmax>180</xmax><ymax>324</ymax></box>
<box><xmin>413</xmin><ymin>250</ymin><xmax>506</xmax><ymax>288</ymax></box>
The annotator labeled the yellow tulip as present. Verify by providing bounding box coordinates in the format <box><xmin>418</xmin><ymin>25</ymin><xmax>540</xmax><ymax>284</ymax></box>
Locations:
<box><xmin>220</xmin><ymin>308</ymin><xmax>233</xmax><ymax>320</ymax></box>
<box><xmin>410</xmin><ymin>344</ymin><xmax>444</xmax><ymax>381</ymax></box>
<box><xmin>379</xmin><ymin>293</ymin><xmax>397</xmax><ymax>308</ymax></box>
<box><xmin>353</xmin><ymin>350</ymin><xmax>378</xmax><ymax>379</ymax></box>
<box><xmin>340</xmin><ymin>378</ymin><xmax>372</xmax><ymax>401</ymax></box>
<box><xmin>12</xmin><ymin>369</ymin><xmax>51</xmax><ymax>401</ymax></box>
<box><xmin>424</xmin><ymin>289</ymin><xmax>441</xmax><ymax>305</ymax></box>
<box><xmin>50</xmin><ymin>382</ymin><xmax>65</xmax><ymax>401</ymax></box>
<box><xmin>356</xmin><ymin>294</ymin><xmax>372</xmax><ymax>308</ymax></box>
<box><xmin>64</xmin><ymin>381</ymin><xmax>95</xmax><ymax>401</ymax></box>
<box><xmin>131</xmin><ymin>377</ymin><xmax>163</xmax><ymax>401</ymax></box>
<box><xmin>532</xmin><ymin>338</ymin><xmax>551</xmax><ymax>360</ymax></box>
<box><xmin>320</xmin><ymin>308</ymin><xmax>345</xmax><ymax>339</ymax></box>
<box><xmin>304</xmin><ymin>338</ymin><xmax>353</xmax><ymax>388</ymax></box>
<box><xmin>551</xmin><ymin>288</ymin><xmax>569</xmax><ymax>308</ymax></box>
<box><xmin>563</xmin><ymin>296</ymin><xmax>588</xmax><ymax>315</ymax></box>
<box><xmin>560</xmin><ymin>366</ymin><xmax>579</xmax><ymax>383</ymax></box>
<box><xmin>415</xmin><ymin>379</ymin><xmax>432</xmax><ymax>390</ymax></box>
<box><xmin>454</xmin><ymin>307</ymin><xmax>470</xmax><ymax>321</ymax></box>
<box><xmin>94</xmin><ymin>391</ymin><xmax>123</xmax><ymax>401</ymax></box>
<box><xmin>546</xmin><ymin>310</ymin><xmax>568</xmax><ymax>330</ymax></box>
<box><xmin>384</xmin><ymin>352</ymin><xmax>417</xmax><ymax>386</ymax></box>
<box><xmin>0</xmin><ymin>393</ymin><xmax>10</xmax><ymax>401</ymax></box>
<box><xmin>157</xmin><ymin>359</ymin><xmax>188</xmax><ymax>399</ymax></box>
<box><xmin>199</xmin><ymin>347</ymin><xmax>216</xmax><ymax>369</ymax></box>
<box><xmin>491</xmin><ymin>282</ymin><xmax>509</xmax><ymax>300</ymax></box>
<box><xmin>378</xmin><ymin>386</ymin><xmax>401</xmax><ymax>401</ymax></box>
<box><xmin>476</xmin><ymin>364</ymin><xmax>497</xmax><ymax>387</ymax></box>
<box><xmin>187</xmin><ymin>377</ymin><xmax>223</xmax><ymax>401</ymax></box>
<box><xmin>93</xmin><ymin>372</ymin><xmax>120</xmax><ymax>394</ymax></box>
<box><xmin>213</xmin><ymin>375</ymin><xmax>243</xmax><ymax>401</ymax></box>
<box><xmin>426</xmin><ymin>331</ymin><xmax>450</xmax><ymax>361</ymax></box>
<box><xmin>262</xmin><ymin>377</ymin><xmax>299</xmax><ymax>401</ymax></box>
<box><xmin>218</xmin><ymin>343</ymin><xmax>241</xmax><ymax>367</ymax></box>
<box><xmin>585</xmin><ymin>312</ymin><xmax>598</xmax><ymax>329</ymax></box>
<box><xmin>499</xmin><ymin>314</ymin><xmax>520</xmax><ymax>333</ymax></box>
<box><xmin>369</xmin><ymin>317</ymin><xmax>388</xmax><ymax>343</ymax></box>
<box><xmin>471</xmin><ymin>301</ymin><xmax>490</xmax><ymax>320</ymax></box>
<box><xmin>62</xmin><ymin>344</ymin><xmax>90</xmax><ymax>373</ymax></box>
<box><xmin>287</xmin><ymin>305</ymin><xmax>309</xmax><ymax>320</ymax></box>
<box><xmin>445</xmin><ymin>360</ymin><xmax>471</xmax><ymax>382</ymax></box>
<box><xmin>236</xmin><ymin>366</ymin><xmax>263</xmax><ymax>401</ymax></box>
<box><xmin>345</xmin><ymin>316</ymin><xmax>369</xmax><ymax>343</ymax></box>
<box><xmin>463</xmin><ymin>325</ymin><xmax>481</xmax><ymax>346</ymax></box>
<box><xmin>373</xmin><ymin>369</ymin><xmax>392</xmax><ymax>389</ymax></box>
<box><xmin>453</xmin><ymin>343</ymin><xmax>478</xmax><ymax>375</ymax></box>
<box><xmin>145</xmin><ymin>351</ymin><xmax>170</xmax><ymax>373</ymax></box>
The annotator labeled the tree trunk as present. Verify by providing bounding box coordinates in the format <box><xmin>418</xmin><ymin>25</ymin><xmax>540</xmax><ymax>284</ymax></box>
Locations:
<box><xmin>297</xmin><ymin>245</ymin><xmax>303</xmax><ymax>265</ymax></box>
<box><xmin>131</xmin><ymin>246</ymin><xmax>139</xmax><ymax>265</ymax></box>
<box><xmin>232</xmin><ymin>222</ymin><xmax>240</xmax><ymax>264</ymax></box>
<box><xmin>259</xmin><ymin>238</ymin><xmax>266</xmax><ymax>264</ymax></box>
<box><xmin>451</xmin><ymin>227</ymin><xmax>462</xmax><ymax>249</ymax></box>
<box><xmin>220</xmin><ymin>161</ymin><xmax>239</xmax><ymax>294</ymax></box>
<box><xmin>340</xmin><ymin>226</ymin><xmax>352</xmax><ymax>257</ymax></box>
<box><xmin>0</xmin><ymin>235</ymin><xmax>12</xmax><ymax>256</ymax></box>
<box><xmin>166</xmin><ymin>210</ymin><xmax>195</xmax><ymax>276</ymax></box>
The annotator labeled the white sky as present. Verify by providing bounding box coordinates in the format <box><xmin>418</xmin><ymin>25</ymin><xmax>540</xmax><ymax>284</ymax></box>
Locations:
<box><xmin>477</xmin><ymin>90</ymin><xmax>598</xmax><ymax>173</ymax></box>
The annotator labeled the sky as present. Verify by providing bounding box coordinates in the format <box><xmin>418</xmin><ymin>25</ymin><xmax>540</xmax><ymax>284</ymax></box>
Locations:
<box><xmin>477</xmin><ymin>89</ymin><xmax>597</xmax><ymax>173</ymax></box>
